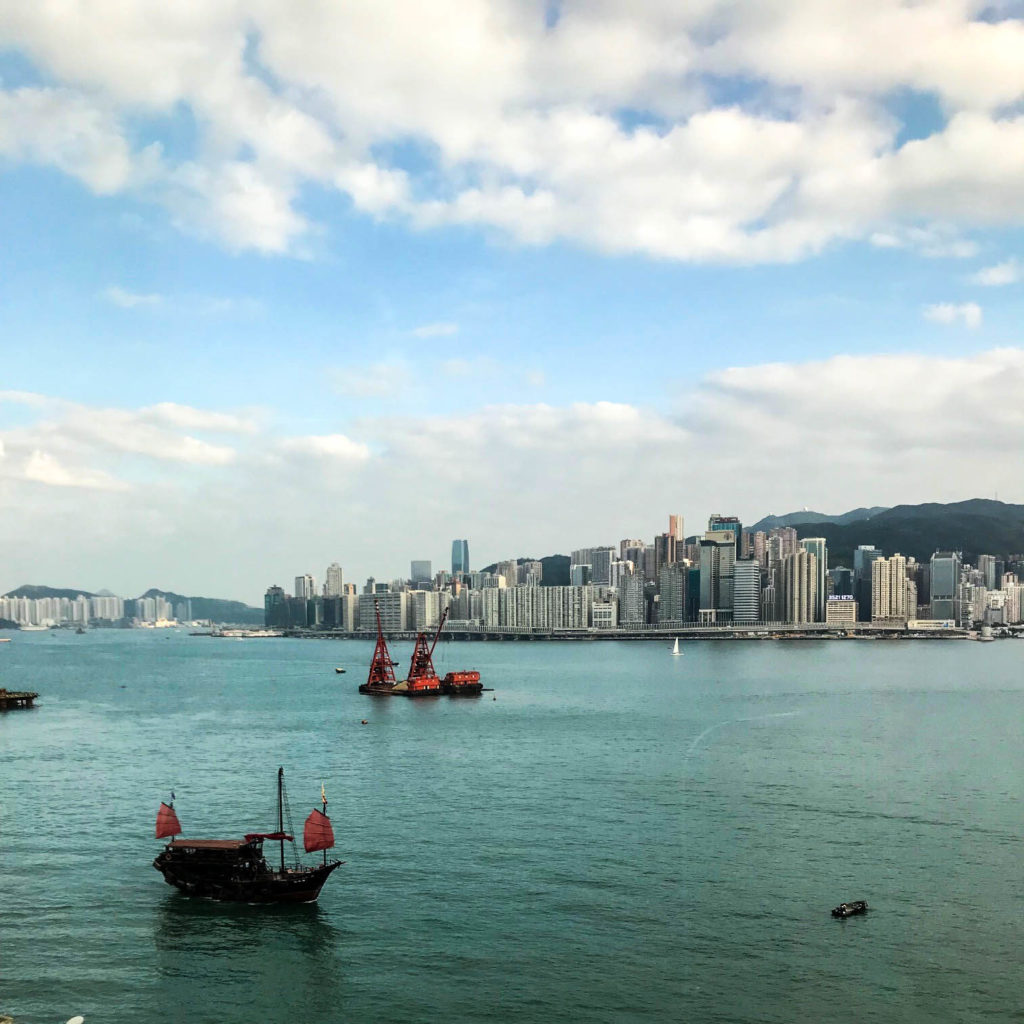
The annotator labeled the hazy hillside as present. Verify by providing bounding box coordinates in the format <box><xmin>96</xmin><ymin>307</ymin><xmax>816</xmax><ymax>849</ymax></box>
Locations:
<box><xmin>749</xmin><ymin>507</ymin><xmax>887</xmax><ymax>533</ymax></box>
<box><xmin>139</xmin><ymin>588</ymin><xmax>264</xmax><ymax>624</ymax></box>
<box><xmin>789</xmin><ymin>499</ymin><xmax>1024</xmax><ymax>567</ymax></box>
<box><xmin>4</xmin><ymin>584</ymin><xmax>263</xmax><ymax>624</ymax></box>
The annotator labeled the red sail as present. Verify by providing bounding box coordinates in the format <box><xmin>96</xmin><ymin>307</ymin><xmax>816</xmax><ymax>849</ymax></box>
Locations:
<box><xmin>156</xmin><ymin>802</ymin><xmax>182</xmax><ymax>839</ymax></box>
<box><xmin>303</xmin><ymin>808</ymin><xmax>335</xmax><ymax>853</ymax></box>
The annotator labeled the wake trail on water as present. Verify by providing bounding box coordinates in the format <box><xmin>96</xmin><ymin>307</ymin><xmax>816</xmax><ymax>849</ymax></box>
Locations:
<box><xmin>684</xmin><ymin>711</ymin><xmax>800</xmax><ymax>760</ymax></box>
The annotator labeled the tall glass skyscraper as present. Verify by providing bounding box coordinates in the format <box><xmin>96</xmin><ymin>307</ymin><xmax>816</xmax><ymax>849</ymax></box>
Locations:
<box><xmin>930</xmin><ymin>551</ymin><xmax>961</xmax><ymax>620</ymax></box>
<box><xmin>451</xmin><ymin>539</ymin><xmax>470</xmax><ymax>575</ymax></box>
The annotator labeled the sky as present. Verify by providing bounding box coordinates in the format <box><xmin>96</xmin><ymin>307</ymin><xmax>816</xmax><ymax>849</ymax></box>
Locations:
<box><xmin>1</xmin><ymin>0</ymin><xmax>1023</xmax><ymax>603</ymax></box>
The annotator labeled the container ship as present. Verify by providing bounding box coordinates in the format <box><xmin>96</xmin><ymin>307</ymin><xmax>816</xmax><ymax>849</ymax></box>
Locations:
<box><xmin>359</xmin><ymin>600</ymin><xmax>483</xmax><ymax>697</ymax></box>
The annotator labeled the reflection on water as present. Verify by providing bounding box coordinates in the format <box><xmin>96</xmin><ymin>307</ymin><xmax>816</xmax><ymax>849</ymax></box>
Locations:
<box><xmin>153</xmin><ymin>893</ymin><xmax>349</xmax><ymax>1019</ymax></box>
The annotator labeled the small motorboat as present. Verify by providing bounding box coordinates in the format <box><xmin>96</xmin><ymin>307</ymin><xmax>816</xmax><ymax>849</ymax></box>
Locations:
<box><xmin>334</xmin><ymin>667</ymin><xmax>346</xmax><ymax>674</ymax></box>
<box><xmin>831</xmin><ymin>900</ymin><xmax>868</xmax><ymax>918</ymax></box>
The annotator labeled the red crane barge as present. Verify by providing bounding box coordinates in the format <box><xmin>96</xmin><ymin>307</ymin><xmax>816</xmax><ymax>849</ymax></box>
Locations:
<box><xmin>359</xmin><ymin>600</ymin><xmax>483</xmax><ymax>697</ymax></box>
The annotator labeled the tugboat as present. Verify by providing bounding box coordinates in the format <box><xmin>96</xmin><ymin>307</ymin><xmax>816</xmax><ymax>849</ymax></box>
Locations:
<box><xmin>153</xmin><ymin>768</ymin><xmax>343</xmax><ymax>903</ymax></box>
<box><xmin>831</xmin><ymin>900</ymin><xmax>868</xmax><ymax>918</ymax></box>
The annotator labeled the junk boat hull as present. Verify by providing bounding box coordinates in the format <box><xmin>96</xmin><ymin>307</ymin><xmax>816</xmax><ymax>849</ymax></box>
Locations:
<box><xmin>154</xmin><ymin>839</ymin><xmax>340</xmax><ymax>903</ymax></box>
<box><xmin>154</xmin><ymin>769</ymin><xmax>343</xmax><ymax>905</ymax></box>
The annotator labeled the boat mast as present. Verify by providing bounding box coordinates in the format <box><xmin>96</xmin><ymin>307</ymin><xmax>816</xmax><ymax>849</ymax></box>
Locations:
<box><xmin>278</xmin><ymin>766</ymin><xmax>285</xmax><ymax>873</ymax></box>
<box><xmin>321</xmin><ymin>784</ymin><xmax>328</xmax><ymax>867</ymax></box>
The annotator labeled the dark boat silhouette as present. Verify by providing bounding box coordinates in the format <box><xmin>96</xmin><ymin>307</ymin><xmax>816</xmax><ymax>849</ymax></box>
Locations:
<box><xmin>831</xmin><ymin>900</ymin><xmax>868</xmax><ymax>918</ymax></box>
<box><xmin>153</xmin><ymin>768</ymin><xmax>343</xmax><ymax>903</ymax></box>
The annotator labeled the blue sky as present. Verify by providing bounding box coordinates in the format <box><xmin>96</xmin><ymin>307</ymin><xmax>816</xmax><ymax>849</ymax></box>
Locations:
<box><xmin>1</xmin><ymin>2</ymin><xmax>1023</xmax><ymax>601</ymax></box>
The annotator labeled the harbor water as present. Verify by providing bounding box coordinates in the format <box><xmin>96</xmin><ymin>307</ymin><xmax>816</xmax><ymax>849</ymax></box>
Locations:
<box><xmin>2</xmin><ymin>630</ymin><xmax>1023</xmax><ymax>1023</ymax></box>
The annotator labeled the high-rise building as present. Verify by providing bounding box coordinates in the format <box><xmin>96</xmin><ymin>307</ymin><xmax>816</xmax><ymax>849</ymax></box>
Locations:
<box><xmin>871</xmin><ymin>553</ymin><xmax>910</xmax><ymax>622</ymax></box>
<box><xmin>930</xmin><ymin>551</ymin><xmax>962</xmax><ymax>621</ymax></box>
<box><xmin>828</xmin><ymin>567</ymin><xmax>854</xmax><ymax>596</ymax></box>
<box><xmin>658</xmin><ymin>563</ymin><xmax>688</xmax><ymax>622</ymax></box>
<box><xmin>653</xmin><ymin>533</ymin><xmax>678</xmax><ymax>578</ymax></box>
<box><xmin>699</xmin><ymin>532</ymin><xmax>736</xmax><ymax>622</ymax></box>
<box><xmin>708</xmin><ymin>514</ymin><xmax>743</xmax><ymax>555</ymax></box>
<box><xmin>410</xmin><ymin>560</ymin><xmax>432</xmax><ymax>584</ymax></box>
<box><xmin>619</xmin><ymin>573</ymin><xmax>646</xmax><ymax>625</ymax></box>
<box><xmin>799</xmin><ymin>537</ymin><xmax>828</xmax><ymax>621</ymax></box>
<box><xmin>590</xmin><ymin>547</ymin><xmax>615</xmax><ymax>585</ymax></box>
<box><xmin>853</xmin><ymin>545</ymin><xmax>882</xmax><ymax>621</ymax></box>
<box><xmin>451</xmin><ymin>539</ymin><xmax>470</xmax><ymax>575</ymax></box>
<box><xmin>324</xmin><ymin>563</ymin><xmax>344</xmax><ymax>597</ymax></box>
<box><xmin>732</xmin><ymin>559</ymin><xmax>761</xmax><ymax>624</ymax></box>
<box><xmin>978</xmin><ymin>554</ymin><xmax>998</xmax><ymax>590</ymax></box>
<box><xmin>294</xmin><ymin>574</ymin><xmax>315</xmax><ymax>600</ymax></box>
<box><xmin>668</xmin><ymin>514</ymin><xmax>684</xmax><ymax>542</ymax></box>
<box><xmin>781</xmin><ymin>549</ymin><xmax>817</xmax><ymax>623</ymax></box>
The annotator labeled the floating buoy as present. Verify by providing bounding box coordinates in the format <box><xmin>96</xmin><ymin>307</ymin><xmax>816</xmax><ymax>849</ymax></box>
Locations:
<box><xmin>67</xmin><ymin>1016</ymin><xmax>86</xmax><ymax>1024</ymax></box>
<box><xmin>492</xmin><ymin>696</ymin><xmax>496</xmax><ymax>701</ymax></box>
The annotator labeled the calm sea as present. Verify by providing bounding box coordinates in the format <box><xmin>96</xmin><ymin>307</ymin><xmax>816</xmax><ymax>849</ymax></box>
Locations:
<box><xmin>2</xmin><ymin>630</ymin><xmax>1023</xmax><ymax>1024</ymax></box>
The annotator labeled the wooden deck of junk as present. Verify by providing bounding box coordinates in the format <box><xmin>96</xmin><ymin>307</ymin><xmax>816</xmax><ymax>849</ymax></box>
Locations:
<box><xmin>0</xmin><ymin>688</ymin><xmax>38</xmax><ymax>710</ymax></box>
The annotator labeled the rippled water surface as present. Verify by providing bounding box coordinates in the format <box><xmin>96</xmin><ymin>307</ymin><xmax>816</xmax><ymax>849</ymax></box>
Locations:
<box><xmin>3</xmin><ymin>631</ymin><xmax>1024</xmax><ymax>1023</ymax></box>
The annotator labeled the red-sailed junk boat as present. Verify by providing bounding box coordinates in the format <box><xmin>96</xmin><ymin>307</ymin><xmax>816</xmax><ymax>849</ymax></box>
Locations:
<box><xmin>152</xmin><ymin>768</ymin><xmax>343</xmax><ymax>903</ymax></box>
<box><xmin>359</xmin><ymin>601</ymin><xmax>483</xmax><ymax>696</ymax></box>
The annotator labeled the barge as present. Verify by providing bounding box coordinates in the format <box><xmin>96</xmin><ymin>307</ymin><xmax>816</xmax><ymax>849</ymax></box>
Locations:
<box><xmin>359</xmin><ymin>601</ymin><xmax>484</xmax><ymax>697</ymax></box>
<box><xmin>0</xmin><ymin>689</ymin><xmax>38</xmax><ymax>711</ymax></box>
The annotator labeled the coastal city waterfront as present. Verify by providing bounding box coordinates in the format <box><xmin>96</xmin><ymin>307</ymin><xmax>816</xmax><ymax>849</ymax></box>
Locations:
<box><xmin>263</xmin><ymin>505</ymin><xmax>1024</xmax><ymax>641</ymax></box>
<box><xmin>3</xmin><ymin>629</ymin><xmax>1024</xmax><ymax>1024</ymax></box>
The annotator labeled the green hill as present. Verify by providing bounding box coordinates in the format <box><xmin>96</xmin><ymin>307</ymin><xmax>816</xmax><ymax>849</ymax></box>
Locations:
<box><xmin>788</xmin><ymin>499</ymin><xmax>1024</xmax><ymax>567</ymax></box>
<box><xmin>749</xmin><ymin>507</ymin><xmax>887</xmax><ymax>532</ymax></box>
<box><xmin>4</xmin><ymin>584</ymin><xmax>95</xmax><ymax>600</ymax></box>
<box><xmin>139</xmin><ymin>588</ymin><xmax>264</xmax><ymax>624</ymax></box>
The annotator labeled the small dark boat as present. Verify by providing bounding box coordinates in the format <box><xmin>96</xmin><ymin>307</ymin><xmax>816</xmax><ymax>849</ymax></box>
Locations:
<box><xmin>831</xmin><ymin>900</ymin><xmax>868</xmax><ymax>918</ymax></box>
<box><xmin>334</xmin><ymin>667</ymin><xmax>346</xmax><ymax>674</ymax></box>
<box><xmin>153</xmin><ymin>768</ymin><xmax>343</xmax><ymax>903</ymax></box>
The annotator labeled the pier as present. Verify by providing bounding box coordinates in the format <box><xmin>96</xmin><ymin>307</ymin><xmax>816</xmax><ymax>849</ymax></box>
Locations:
<box><xmin>0</xmin><ymin>689</ymin><xmax>38</xmax><ymax>711</ymax></box>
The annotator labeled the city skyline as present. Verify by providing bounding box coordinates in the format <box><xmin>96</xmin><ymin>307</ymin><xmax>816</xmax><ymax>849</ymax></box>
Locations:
<box><xmin>1</xmin><ymin>5</ymin><xmax>1023</xmax><ymax>600</ymax></box>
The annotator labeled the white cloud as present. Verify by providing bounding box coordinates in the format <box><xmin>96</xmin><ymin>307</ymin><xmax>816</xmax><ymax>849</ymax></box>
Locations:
<box><xmin>103</xmin><ymin>286</ymin><xmax>162</xmax><ymax>308</ymax></box>
<box><xmin>2</xmin><ymin>4</ymin><xmax>1024</xmax><ymax>262</ymax></box>
<box><xmin>869</xmin><ymin>224</ymin><xmax>978</xmax><ymax>259</ymax></box>
<box><xmin>277</xmin><ymin>434</ymin><xmax>371</xmax><ymax>461</ymax></box>
<box><xmin>410</xmin><ymin>322</ymin><xmax>459</xmax><ymax>339</ymax></box>
<box><xmin>22</xmin><ymin>450</ymin><xmax>128</xmax><ymax>491</ymax></box>
<box><xmin>142</xmin><ymin>403</ymin><xmax>257</xmax><ymax>434</ymax></box>
<box><xmin>923</xmin><ymin>301</ymin><xmax>983</xmax><ymax>328</ymax></box>
<box><xmin>2</xmin><ymin>350</ymin><xmax>1022</xmax><ymax>598</ymax></box>
<box><xmin>970</xmin><ymin>258</ymin><xmax>1023</xmax><ymax>287</ymax></box>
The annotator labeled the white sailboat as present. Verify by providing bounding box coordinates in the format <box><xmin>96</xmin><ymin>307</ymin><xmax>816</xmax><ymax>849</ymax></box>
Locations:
<box><xmin>670</xmin><ymin>637</ymin><xmax>683</xmax><ymax>656</ymax></box>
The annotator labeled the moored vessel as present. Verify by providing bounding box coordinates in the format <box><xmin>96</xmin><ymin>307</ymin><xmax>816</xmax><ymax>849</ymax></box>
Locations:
<box><xmin>153</xmin><ymin>768</ymin><xmax>343</xmax><ymax>903</ymax></box>
<box><xmin>831</xmin><ymin>900</ymin><xmax>868</xmax><ymax>918</ymax></box>
<box><xmin>359</xmin><ymin>601</ymin><xmax>484</xmax><ymax>696</ymax></box>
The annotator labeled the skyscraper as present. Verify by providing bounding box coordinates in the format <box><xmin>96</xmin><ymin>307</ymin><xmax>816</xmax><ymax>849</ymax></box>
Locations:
<box><xmin>782</xmin><ymin>549</ymin><xmax>817</xmax><ymax>623</ymax></box>
<box><xmin>708</xmin><ymin>514</ymin><xmax>743</xmax><ymax>555</ymax></box>
<box><xmin>668</xmin><ymin>514</ymin><xmax>684</xmax><ymax>542</ymax></box>
<box><xmin>324</xmin><ymin>563</ymin><xmax>344</xmax><ymax>597</ymax></box>
<box><xmin>699</xmin><ymin>532</ymin><xmax>736</xmax><ymax>622</ymax></box>
<box><xmin>930</xmin><ymin>551</ymin><xmax>962</xmax><ymax>620</ymax></box>
<box><xmin>295</xmin><ymin>574</ymin><xmax>315</xmax><ymax>600</ymax></box>
<box><xmin>799</xmin><ymin>537</ymin><xmax>828</xmax><ymax>621</ymax></box>
<box><xmin>732</xmin><ymin>559</ymin><xmax>761</xmax><ymax>624</ymax></box>
<box><xmin>410</xmin><ymin>560</ymin><xmax>432</xmax><ymax>584</ymax></box>
<box><xmin>871</xmin><ymin>553</ymin><xmax>910</xmax><ymax>622</ymax></box>
<box><xmin>853</xmin><ymin>545</ymin><xmax>882</xmax><ymax>621</ymax></box>
<box><xmin>451</xmin><ymin>539</ymin><xmax>470</xmax><ymax>575</ymax></box>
